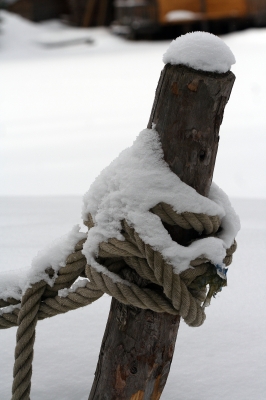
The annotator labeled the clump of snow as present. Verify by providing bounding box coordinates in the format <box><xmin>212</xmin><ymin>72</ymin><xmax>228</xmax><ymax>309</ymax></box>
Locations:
<box><xmin>58</xmin><ymin>278</ymin><xmax>88</xmax><ymax>298</ymax></box>
<box><xmin>0</xmin><ymin>268</ymin><xmax>26</xmax><ymax>302</ymax></box>
<box><xmin>26</xmin><ymin>225</ymin><xmax>86</xmax><ymax>288</ymax></box>
<box><xmin>0</xmin><ymin>225</ymin><xmax>86</xmax><ymax>301</ymax></box>
<box><xmin>163</xmin><ymin>31</ymin><xmax>236</xmax><ymax>73</ymax></box>
<box><xmin>0</xmin><ymin>303</ymin><xmax>21</xmax><ymax>316</ymax></box>
<box><xmin>82</xmin><ymin>127</ymin><xmax>240</xmax><ymax>276</ymax></box>
<box><xmin>209</xmin><ymin>183</ymin><xmax>241</xmax><ymax>248</ymax></box>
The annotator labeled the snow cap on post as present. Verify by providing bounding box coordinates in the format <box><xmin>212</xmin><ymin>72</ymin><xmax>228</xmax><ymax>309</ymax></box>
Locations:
<box><xmin>163</xmin><ymin>31</ymin><xmax>236</xmax><ymax>73</ymax></box>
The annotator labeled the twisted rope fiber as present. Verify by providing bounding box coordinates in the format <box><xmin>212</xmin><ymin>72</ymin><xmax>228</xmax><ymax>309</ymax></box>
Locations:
<box><xmin>93</xmin><ymin>219</ymin><xmax>235</xmax><ymax>327</ymax></box>
<box><xmin>0</xmin><ymin>204</ymin><xmax>237</xmax><ymax>400</ymax></box>
<box><xmin>12</xmin><ymin>280</ymin><xmax>46</xmax><ymax>400</ymax></box>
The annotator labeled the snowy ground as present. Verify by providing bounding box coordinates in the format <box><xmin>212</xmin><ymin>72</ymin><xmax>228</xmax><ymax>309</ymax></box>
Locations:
<box><xmin>0</xmin><ymin>11</ymin><xmax>266</xmax><ymax>400</ymax></box>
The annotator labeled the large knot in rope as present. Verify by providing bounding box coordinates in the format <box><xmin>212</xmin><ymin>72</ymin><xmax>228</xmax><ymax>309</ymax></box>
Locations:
<box><xmin>83</xmin><ymin>203</ymin><xmax>236</xmax><ymax>328</ymax></box>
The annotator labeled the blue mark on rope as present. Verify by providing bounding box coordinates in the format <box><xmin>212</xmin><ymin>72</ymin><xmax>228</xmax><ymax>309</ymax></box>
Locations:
<box><xmin>215</xmin><ymin>264</ymin><xmax>228</xmax><ymax>279</ymax></box>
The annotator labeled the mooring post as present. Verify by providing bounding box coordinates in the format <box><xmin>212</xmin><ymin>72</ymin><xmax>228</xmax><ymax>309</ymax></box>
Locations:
<box><xmin>88</xmin><ymin>36</ymin><xmax>235</xmax><ymax>400</ymax></box>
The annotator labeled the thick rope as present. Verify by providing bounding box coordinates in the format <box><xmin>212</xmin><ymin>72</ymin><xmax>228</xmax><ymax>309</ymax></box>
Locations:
<box><xmin>12</xmin><ymin>280</ymin><xmax>46</xmax><ymax>400</ymax></box>
<box><xmin>92</xmin><ymin>219</ymin><xmax>236</xmax><ymax>327</ymax></box>
<box><xmin>151</xmin><ymin>202</ymin><xmax>221</xmax><ymax>234</ymax></box>
<box><xmin>0</xmin><ymin>202</ymin><xmax>237</xmax><ymax>400</ymax></box>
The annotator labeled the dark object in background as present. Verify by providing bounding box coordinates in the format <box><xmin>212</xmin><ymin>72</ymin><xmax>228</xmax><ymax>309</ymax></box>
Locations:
<box><xmin>67</xmin><ymin>0</ymin><xmax>114</xmax><ymax>27</ymax></box>
<box><xmin>2</xmin><ymin>0</ymin><xmax>70</xmax><ymax>22</ymax></box>
<box><xmin>2</xmin><ymin>0</ymin><xmax>266</xmax><ymax>38</ymax></box>
<box><xmin>1</xmin><ymin>0</ymin><xmax>114</xmax><ymax>26</ymax></box>
<box><xmin>112</xmin><ymin>0</ymin><xmax>266</xmax><ymax>39</ymax></box>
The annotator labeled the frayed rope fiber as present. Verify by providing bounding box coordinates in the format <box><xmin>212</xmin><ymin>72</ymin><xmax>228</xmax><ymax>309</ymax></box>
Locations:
<box><xmin>0</xmin><ymin>202</ymin><xmax>236</xmax><ymax>400</ymax></box>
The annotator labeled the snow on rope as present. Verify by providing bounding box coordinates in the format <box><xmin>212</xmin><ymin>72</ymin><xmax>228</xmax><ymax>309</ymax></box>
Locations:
<box><xmin>0</xmin><ymin>127</ymin><xmax>240</xmax><ymax>324</ymax></box>
<box><xmin>0</xmin><ymin>126</ymin><xmax>239</xmax><ymax>400</ymax></box>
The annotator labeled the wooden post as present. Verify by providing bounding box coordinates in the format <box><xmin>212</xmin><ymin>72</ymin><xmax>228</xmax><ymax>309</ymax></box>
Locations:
<box><xmin>88</xmin><ymin>64</ymin><xmax>235</xmax><ymax>399</ymax></box>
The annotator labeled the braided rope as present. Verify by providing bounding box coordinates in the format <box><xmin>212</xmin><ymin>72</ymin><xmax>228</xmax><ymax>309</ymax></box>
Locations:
<box><xmin>0</xmin><ymin>202</ymin><xmax>237</xmax><ymax>400</ymax></box>
<box><xmin>151</xmin><ymin>202</ymin><xmax>221</xmax><ymax>234</ymax></box>
<box><xmin>92</xmin><ymin>219</ymin><xmax>236</xmax><ymax>327</ymax></box>
<box><xmin>12</xmin><ymin>280</ymin><xmax>46</xmax><ymax>400</ymax></box>
<box><xmin>0</xmin><ymin>281</ymin><xmax>103</xmax><ymax>329</ymax></box>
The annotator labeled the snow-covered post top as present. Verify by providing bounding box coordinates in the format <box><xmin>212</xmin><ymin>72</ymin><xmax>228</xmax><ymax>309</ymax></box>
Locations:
<box><xmin>162</xmin><ymin>31</ymin><xmax>236</xmax><ymax>73</ymax></box>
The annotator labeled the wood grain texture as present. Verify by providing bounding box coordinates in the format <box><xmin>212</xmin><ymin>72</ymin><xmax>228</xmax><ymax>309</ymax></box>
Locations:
<box><xmin>148</xmin><ymin>64</ymin><xmax>235</xmax><ymax>197</ymax></box>
<box><xmin>88</xmin><ymin>64</ymin><xmax>235</xmax><ymax>400</ymax></box>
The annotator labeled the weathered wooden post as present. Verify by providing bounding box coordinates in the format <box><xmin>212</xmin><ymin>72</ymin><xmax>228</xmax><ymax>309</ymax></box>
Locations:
<box><xmin>88</xmin><ymin>33</ymin><xmax>236</xmax><ymax>399</ymax></box>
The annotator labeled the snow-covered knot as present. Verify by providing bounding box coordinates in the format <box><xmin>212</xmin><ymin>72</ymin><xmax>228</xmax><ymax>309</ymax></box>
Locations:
<box><xmin>0</xmin><ymin>128</ymin><xmax>240</xmax><ymax>329</ymax></box>
<box><xmin>80</xmin><ymin>128</ymin><xmax>239</xmax><ymax>325</ymax></box>
<box><xmin>83</xmin><ymin>213</ymin><xmax>237</xmax><ymax>327</ymax></box>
